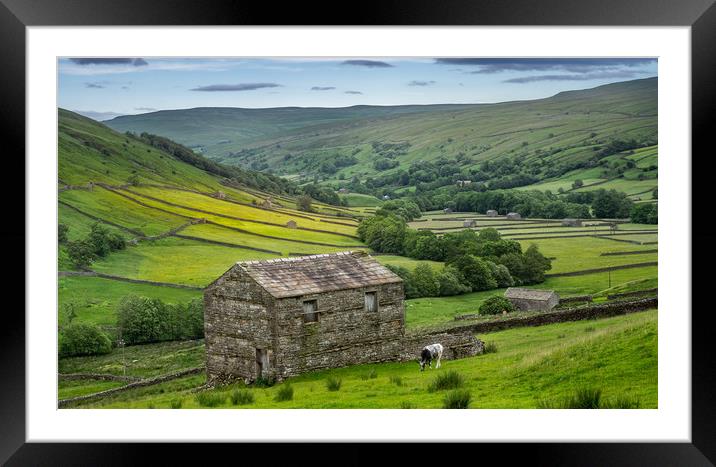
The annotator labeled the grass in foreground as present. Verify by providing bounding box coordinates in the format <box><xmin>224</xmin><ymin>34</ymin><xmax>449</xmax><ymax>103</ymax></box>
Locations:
<box><xmin>69</xmin><ymin>310</ymin><xmax>657</xmax><ymax>409</ymax></box>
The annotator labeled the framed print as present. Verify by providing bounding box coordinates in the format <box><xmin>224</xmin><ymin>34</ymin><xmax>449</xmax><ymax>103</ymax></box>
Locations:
<box><xmin>4</xmin><ymin>0</ymin><xmax>715</xmax><ymax>464</ymax></box>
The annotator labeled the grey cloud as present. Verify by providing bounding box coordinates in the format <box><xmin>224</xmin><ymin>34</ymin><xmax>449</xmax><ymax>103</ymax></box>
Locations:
<box><xmin>190</xmin><ymin>83</ymin><xmax>282</xmax><ymax>92</ymax></box>
<box><xmin>311</xmin><ymin>86</ymin><xmax>336</xmax><ymax>91</ymax></box>
<box><xmin>503</xmin><ymin>71</ymin><xmax>649</xmax><ymax>83</ymax></box>
<box><xmin>408</xmin><ymin>80</ymin><xmax>436</xmax><ymax>86</ymax></box>
<box><xmin>70</xmin><ymin>58</ymin><xmax>148</xmax><ymax>66</ymax></box>
<box><xmin>435</xmin><ymin>58</ymin><xmax>656</xmax><ymax>75</ymax></box>
<box><xmin>85</xmin><ymin>82</ymin><xmax>105</xmax><ymax>89</ymax></box>
<box><xmin>344</xmin><ymin>90</ymin><xmax>363</xmax><ymax>95</ymax></box>
<box><xmin>341</xmin><ymin>60</ymin><xmax>393</xmax><ymax>68</ymax></box>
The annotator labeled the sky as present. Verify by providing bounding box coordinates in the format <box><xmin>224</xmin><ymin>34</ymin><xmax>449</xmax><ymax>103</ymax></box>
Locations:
<box><xmin>57</xmin><ymin>57</ymin><xmax>657</xmax><ymax>121</ymax></box>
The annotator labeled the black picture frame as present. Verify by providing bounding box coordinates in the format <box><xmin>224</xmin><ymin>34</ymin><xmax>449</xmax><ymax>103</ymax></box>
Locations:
<box><xmin>3</xmin><ymin>0</ymin><xmax>714</xmax><ymax>464</ymax></box>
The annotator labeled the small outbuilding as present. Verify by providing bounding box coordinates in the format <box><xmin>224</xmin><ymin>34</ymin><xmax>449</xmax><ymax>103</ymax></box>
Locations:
<box><xmin>262</xmin><ymin>197</ymin><xmax>274</xmax><ymax>209</ymax></box>
<box><xmin>463</xmin><ymin>220</ymin><xmax>476</xmax><ymax>228</ymax></box>
<box><xmin>443</xmin><ymin>208</ymin><xmax>454</xmax><ymax>214</ymax></box>
<box><xmin>504</xmin><ymin>288</ymin><xmax>559</xmax><ymax>311</ymax></box>
<box><xmin>562</xmin><ymin>218</ymin><xmax>582</xmax><ymax>227</ymax></box>
<box><xmin>506</xmin><ymin>212</ymin><xmax>522</xmax><ymax>220</ymax></box>
<box><xmin>286</xmin><ymin>220</ymin><xmax>298</xmax><ymax>229</ymax></box>
<box><xmin>486</xmin><ymin>209</ymin><xmax>498</xmax><ymax>217</ymax></box>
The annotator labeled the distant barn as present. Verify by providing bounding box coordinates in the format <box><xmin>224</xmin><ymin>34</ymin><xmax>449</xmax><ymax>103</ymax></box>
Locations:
<box><xmin>506</xmin><ymin>212</ymin><xmax>522</xmax><ymax>220</ymax></box>
<box><xmin>286</xmin><ymin>220</ymin><xmax>298</xmax><ymax>229</ymax></box>
<box><xmin>504</xmin><ymin>288</ymin><xmax>559</xmax><ymax>311</ymax></box>
<box><xmin>562</xmin><ymin>218</ymin><xmax>582</xmax><ymax>227</ymax></box>
<box><xmin>486</xmin><ymin>209</ymin><xmax>498</xmax><ymax>217</ymax></box>
<box><xmin>443</xmin><ymin>208</ymin><xmax>453</xmax><ymax>214</ymax></box>
<box><xmin>463</xmin><ymin>220</ymin><xmax>476</xmax><ymax>228</ymax></box>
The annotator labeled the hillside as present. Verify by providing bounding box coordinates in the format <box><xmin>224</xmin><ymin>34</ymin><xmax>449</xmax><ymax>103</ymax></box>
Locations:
<box><xmin>104</xmin><ymin>78</ymin><xmax>657</xmax><ymax>194</ymax></box>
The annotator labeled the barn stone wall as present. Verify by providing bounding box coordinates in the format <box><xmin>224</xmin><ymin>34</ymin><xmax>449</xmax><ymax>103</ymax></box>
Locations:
<box><xmin>272</xmin><ymin>282</ymin><xmax>405</xmax><ymax>379</ymax></box>
<box><xmin>204</xmin><ymin>267</ymin><xmax>277</xmax><ymax>385</ymax></box>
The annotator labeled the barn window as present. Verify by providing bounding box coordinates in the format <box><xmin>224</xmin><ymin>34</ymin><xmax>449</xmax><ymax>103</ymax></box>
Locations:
<box><xmin>364</xmin><ymin>292</ymin><xmax>378</xmax><ymax>312</ymax></box>
<box><xmin>303</xmin><ymin>300</ymin><xmax>318</xmax><ymax>323</ymax></box>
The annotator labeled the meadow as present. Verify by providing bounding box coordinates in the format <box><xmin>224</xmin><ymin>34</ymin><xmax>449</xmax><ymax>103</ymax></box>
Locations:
<box><xmin>62</xmin><ymin>310</ymin><xmax>657</xmax><ymax>409</ymax></box>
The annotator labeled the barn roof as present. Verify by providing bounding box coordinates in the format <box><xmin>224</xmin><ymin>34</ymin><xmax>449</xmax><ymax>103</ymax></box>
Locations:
<box><xmin>234</xmin><ymin>251</ymin><xmax>402</xmax><ymax>299</ymax></box>
<box><xmin>504</xmin><ymin>287</ymin><xmax>557</xmax><ymax>301</ymax></box>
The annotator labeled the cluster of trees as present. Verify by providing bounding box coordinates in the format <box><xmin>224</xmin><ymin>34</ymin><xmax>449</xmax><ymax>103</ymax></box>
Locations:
<box><xmin>359</xmin><ymin>215</ymin><xmax>552</xmax><ymax>298</ymax></box>
<box><xmin>374</xmin><ymin>199</ymin><xmax>422</xmax><ymax>221</ymax></box>
<box><xmin>59</xmin><ymin>323</ymin><xmax>113</xmax><ymax>357</ymax></box>
<box><xmin>630</xmin><ymin>203</ymin><xmax>658</xmax><ymax>224</ymax></box>
<box><xmin>412</xmin><ymin>189</ymin><xmax>592</xmax><ymax>219</ymax></box>
<box><xmin>62</xmin><ymin>223</ymin><xmax>126</xmax><ymax>269</ymax></box>
<box><xmin>301</xmin><ymin>183</ymin><xmax>348</xmax><ymax>207</ymax></box>
<box><xmin>117</xmin><ymin>295</ymin><xmax>204</xmax><ymax>345</ymax></box>
<box><xmin>563</xmin><ymin>189</ymin><xmax>634</xmax><ymax>218</ymax></box>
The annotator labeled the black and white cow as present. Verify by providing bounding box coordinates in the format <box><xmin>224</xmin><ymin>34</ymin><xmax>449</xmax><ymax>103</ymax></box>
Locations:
<box><xmin>418</xmin><ymin>343</ymin><xmax>443</xmax><ymax>371</ymax></box>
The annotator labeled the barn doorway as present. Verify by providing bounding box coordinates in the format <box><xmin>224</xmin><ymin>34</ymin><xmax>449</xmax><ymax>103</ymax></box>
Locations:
<box><xmin>256</xmin><ymin>348</ymin><xmax>269</xmax><ymax>379</ymax></box>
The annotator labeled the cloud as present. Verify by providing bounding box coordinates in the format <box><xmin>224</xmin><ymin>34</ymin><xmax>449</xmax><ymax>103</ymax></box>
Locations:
<box><xmin>344</xmin><ymin>90</ymin><xmax>363</xmax><ymax>95</ymax></box>
<box><xmin>190</xmin><ymin>83</ymin><xmax>282</xmax><ymax>92</ymax></box>
<box><xmin>134</xmin><ymin>107</ymin><xmax>157</xmax><ymax>112</ymax></box>
<box><xmin>70</xmin><ymin>58</ymin><xmax>148</xmax><ymax>66</ymax></box>
<box><xmin>434</xmin><ymin>58</ymin><xmax>656</xmax><ymax>74</ymax></box>
<box><xmin>341</xmin><ymin>60</ymin><xmax>393</xmax><ymax>68</ymax></box>
<box><xmin>408</xmin><ymin>80</ymin><xmax>436</xmax><ymax>86</ymax></box>
<box><xmin>310</xmin><ymin>86</ymin><xmax>336</xmax><ymax>91</ymax></box>
<box><xmin>503</xmin><ymin>70</ymin><xmax>651</xmax><ymax>83</ymax></box>
<box><xmin>85</xmin><ymin>82</ymin><xmax>105</xmax><ymax>89</ymax></box>
<box><xmin>73</xmin><ymin>110</ymin><xmax>125</xmax><ymax>121</ymax></box>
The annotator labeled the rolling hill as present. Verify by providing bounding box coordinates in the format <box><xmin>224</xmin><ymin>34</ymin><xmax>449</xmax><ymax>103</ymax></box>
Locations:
<box><xmin>104</xmin><ymin>78</ymin><xmax>657</xmax><ymax>194</ymax></box>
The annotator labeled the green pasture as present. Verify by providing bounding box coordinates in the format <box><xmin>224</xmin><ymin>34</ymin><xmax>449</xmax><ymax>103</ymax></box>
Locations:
<box><xmin>91</xmin><ymin>237</ymin><xmax>279</xmax><ymax>287</ymax></box>
<box><xmin>60</xmin><ymin>188</ymin><xmax>187</xmax><ymax>236</ymax></box>
<box><xmin>339</xmin><ymin>192</ymin><xmax>383</xmax><ymax>207</ymax></box>
<box><xmin>58</xmin><ymin>276</ymin><xmax>201</xmax><ymax>329</ymax></box>
<box><xmin>405</xmin><ymin>265</ymin><xmax>657</xmax><ymax>328</ymax></box>
<box><xmin>68</xmin><ymin>310</ymin><xmax>657</xmax><ymax>409</ymax></box>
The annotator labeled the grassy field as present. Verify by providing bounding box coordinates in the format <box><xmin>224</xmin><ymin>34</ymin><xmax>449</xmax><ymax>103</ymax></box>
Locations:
<box><xmin>340</xmin><ymin>192</ymin><xmax>383</xmax><ymax>207</ymax></box>
<box><xmin>58</xmin><ymin>276</ymin><xmax>201</xmax><ymax>329</ymax></box>
<box><xmin>65</xmin><ymin>310</ymin><xmax>657</xmax><ymax>409</ymax></box>
<box><xmin>405</xmin><ymin>266</ymin><xmax>657</xmax><ymax>328</ymax></box>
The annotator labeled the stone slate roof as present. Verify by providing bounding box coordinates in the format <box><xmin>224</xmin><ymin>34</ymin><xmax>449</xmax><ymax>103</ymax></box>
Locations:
<box><xmin>504</xmin><ymin>287</ymin><xmax>556</xmax><ymax>301</ymax></box>
<box><xmin>236</xmin><ymin>251</ymin><xmax>402</xmax><ymax>299</ymax></box>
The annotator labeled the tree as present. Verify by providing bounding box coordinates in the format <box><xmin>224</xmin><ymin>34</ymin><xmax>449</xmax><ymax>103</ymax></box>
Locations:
<box><xmin>117</xmin><ymin>295</ymin><xmax>166</xmax><ymax>344</ymax></box>
<box><xmin>66</xmin><ymin>239</ymin><xmax>96</xmax><ymax>268</ymax></box>
<box><xmin>479</xmin><ymin>296</ymin><xmax>516</xmax><ymax>315</ymax></box>
<box><xmin>631</xmin><ymin>203</ymin><xmax>658</xmax><ymax>224</ymax></box>
<box><xmin>127</xmin><ymin>174</ymin><xmax>140</xmax><ymax>186</ymax></box>
<box><xmin>411</xmin><ymin>264</ymin><xmax>440</xmax><ymax>297</ymax></box>
<box><xmin>591</xmin><ymin>189</ymin><xmax>633</xmax><ymax>218</ymax></box>
<box><xmin>58</xmin><ymin>224</ymin><xmax>69</xmax><ymax>244</ymax></box>
<box><xmin>521</xmin><ymin>244</ymin><xmax>552</xmax><ymax>284</ymax></box>
<box><xmin>297</xmin><ymin>194</ymin><xmax>313</xmax><ymax>212</ymax></box>
<box><xmin>486</xmin><ymin>261</ymin><xmax>514</xmax><ymax>288</ymax></box>
<box><xmin>59</xmin><ymin>323</ymin><xmax>112</xmax><ymax>357</ymax></box>
<box><xmin>450</xmin><ymin>255</ymin><xmax>497</xmax><ymax>291</ymax></box>
<box><xmin>437</xmin><ymin>266</ymin><xmax>472</xmax><ymax>296</ymax></box>
<box><xmin>572</xmin><ymin>179</ymin><xmax>584</xmax><ymax>189</ymax></box>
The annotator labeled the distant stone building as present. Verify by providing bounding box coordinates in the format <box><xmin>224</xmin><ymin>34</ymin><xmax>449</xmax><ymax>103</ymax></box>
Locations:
<box><xmin>562</xmin><ymin>218</ymin><xmax>582</xmax><ymax>227</ymax></box>
<box><xmin>286</xmin><ymin>220</ymin><xmax>298</xmax><ymax>229</ymax></box>
<box><xmin>486</xmin><ymin>209</ymin><xmax>498</xmax><ymax>217</ymax></box>
<box><xmin>504</xmin><ymin>288</ymin><xmax>559</xmax><ymax>311</ymax></box>
<box><xmin>506</xmin><ymin>212</ymin><xmax>522</xmax><ymax>220</ymax></box>
<box><xmin>338</xmin><ymin>188</ymin><xmax>349</xmax><ymax>194</ymax></box>
<box><xmin>463</xmin><ymin>220</ymin><xmax>476</xmax><ymax>228</ymax></box>
<box><xmin>456</xmin><ymin>180</ymin><xmax>472</xmax><ymax>187</ymax></box>
<box><xmin>262</xmin><ymin>197</ymin><xmax>274</xmax><ymax>209</ymax></box>
<box><xmin>443</xmin><ymin>208</ymin><xmax>453</xmax><ymax>214</ymax></box>
<box><xmin>213</xmin><ymin>191</ymin><xmax>226</xmax><ymax>200</ymax></box>
<box><xmin>382</xmin><ymin>195</ymin><xmax>391</xmax><ymax>200</ymax></box>
<box><xmin>204</xmin><ymin>251</ymin><xmax>483</xmax><ymax>384</ymax></box>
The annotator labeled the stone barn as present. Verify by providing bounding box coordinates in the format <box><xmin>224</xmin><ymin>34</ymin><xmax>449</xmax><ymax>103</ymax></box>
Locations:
<box><xmin>443</xmin><ymin>207</ymin><xmax>453</xmax><ymax>214</ymax></box>
<box><xmin>285</xmin><ymin>220</ymin><xmax>298</xmax><ymax>229</ymax></box>
<box><xmin>463</xmin><ymin>219</ymin><xmax>476</xmax><ymax>228</ymax></box>
<box><xmin>204</xmin><ymin>251</ymin><xmax>484</xmax><ymax>385</ymax></box>
<box><xmin>504</xmin><ymin>288</ymin><xmax>559</xmax><ymax>311</ymax></box>
<box><xmin>486</xmin><ymin>209</ymin><xmax>498</xmax><ymax>217</ymax></box>
<box><xmin>506</xmin><ymin>212</ymin><xmax>522</xmax><ymax>220</ymax></box>
<box><xmin>562</xmin><ymin>218</ymin><xmax>582</xmax><ymax>227</ymax></box>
